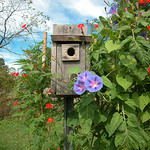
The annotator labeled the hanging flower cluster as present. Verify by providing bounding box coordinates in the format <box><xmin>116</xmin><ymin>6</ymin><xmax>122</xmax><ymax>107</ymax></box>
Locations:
<box><xmin>73</xmin><ymin>71</ymin><xmax>103</xmax><ymax>95</ymax></box>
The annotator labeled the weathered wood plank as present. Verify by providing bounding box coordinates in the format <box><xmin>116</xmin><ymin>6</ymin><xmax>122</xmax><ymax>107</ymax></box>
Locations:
<box><xmin>51</xmin><ymin>35</ymin><xmax>91</xmax><ymax>42</ymax></box>
<box><xmin>53</xmin><ymin>24</ymin><xmax>88</xmax><ymax>35</ymax></box>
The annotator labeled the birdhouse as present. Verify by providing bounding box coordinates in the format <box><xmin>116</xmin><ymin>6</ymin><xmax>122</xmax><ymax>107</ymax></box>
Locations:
<box><xmin>51</xmin><ymin>24</ymin><xmax>91</xmax><ymax>96</ymax></box>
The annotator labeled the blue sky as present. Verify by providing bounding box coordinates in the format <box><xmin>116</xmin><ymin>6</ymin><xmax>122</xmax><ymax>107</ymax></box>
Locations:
<box><xmin>0</xmin><ymin>0</ymin><xmax>114</xmax><ymax>71</ymax></box>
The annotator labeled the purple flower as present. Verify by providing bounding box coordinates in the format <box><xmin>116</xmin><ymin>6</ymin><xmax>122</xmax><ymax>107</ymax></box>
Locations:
<box><xmin>85</xmin><ymin>75</ymin><xmax>103</xmax><ymax>93</ymax></box>
<box><xmin>107</xmin><ymin>4</ymin><xmax>118</xmax><ymax>16</ymax></box>
<box><xmin>113</xmin><ymin>20</ymin><xmax>118</xmax><ymax>25</ymax></box>
<box><xmin>73</xmin><ymin>80</ymin><xmax>86</xmax><ymax>95</ymax></box>
<box><xmin>140</xmin><ymin>32</ymin><xmax>148</xmax><ymax>40</ymax></box>
<box><xmin>77</xmin><ymin>71</ymin><xmax>95</xmax><ymax>82</ymax></box>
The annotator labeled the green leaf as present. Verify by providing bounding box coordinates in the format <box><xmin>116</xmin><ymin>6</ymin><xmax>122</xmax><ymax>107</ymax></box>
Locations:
<box><xmin>67</xmin><ymin>65</ymin><xmax>81</xmax><ymax>74</ymax></box>
<box><xmin>134</xmin><ymin>28</ymin><xmax>142</xmax><ymax>33</ymax></box>
<box><xmin>139</xmin><ymin>19</ymin><xmax>148</xmax><ymax>27</ymax></box>
<box><xmin>67</xmin><ymin>111</ymin><xmax>80</xmax><ymax>127</ymax></box>
<box><xmin>105</xmin><ymin>40</ymin><xmax>120</xmax><ymax>53</ymax></box>
<box><xmin>140</xmin><ymin>109</ymin><xmax>150</xmax><ymax>123</ymax></box>
<box><xmin>120</xmin><ymin>36</ymin><xmax>132</xmax><ymax>47</ymax></box>
<box><xmin>116</xmin><ymin>74</ymin><xmax>133</xmax><ymax>91</ymax></box>
<box><xmin>115</xmin><ymin>127</ymin><xmax>148</xmax><ymax>149</ymax></box>
<box><xmin>133</xmin><ymin>92</ymin><xmax>150</xmax><ymax>112</ymax></box>
<box><xmin>99</xmin><ymin>16</ymin><xmax>109</xmax><ymax>26</ymax></box>
<box><xmin>133</xmin><ymin>68</ymin><xmax>147</xmax><ymax>81</ymax></box>
<box><xmin>138</xmin><ymin>92</ymin><xmax>150</xmax><ymax>112</ymax></box>
<box><xmin>123</xmin><ymin>12</ymin><xmax>134</xmax><ymax>18</ymax></box>
<box><xmin>141</xmin><ymin>10</ymin><xmax>150</xmax><ymax>16</ymax></box>
<box><xmin>79</xmin><ymin>103</ymin><xmax>95</xmax><ymax>133</ymax></box>
<box><xmin>129</xmin><ymin>36</ymin><xmax>150</xmax><ymax>66</ymax></box>
<box><xmin>101</xmin><ymin>76</ymin><xmax>112</xmax><ymax>88</ymax></box>
<box><xmin>119</xmin><ymin>54</ymin><xmax>137</xmax><ymax>69</ymax></box>
<box><xmin>117</xmin><ymin>25</ymin><xmax>131</xmax><ymax>31</ymax></box>
<box><xmin>105</xmin><ymin>112</ymin><xmax>123</xmax><ymax>137</ymax></box>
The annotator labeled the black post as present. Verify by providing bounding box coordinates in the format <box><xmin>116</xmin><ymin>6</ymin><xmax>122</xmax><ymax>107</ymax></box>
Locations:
<box><xmin>64</xmin><ymin>97</ymin><xmax>74</xmax><ymax>150</ymax></box>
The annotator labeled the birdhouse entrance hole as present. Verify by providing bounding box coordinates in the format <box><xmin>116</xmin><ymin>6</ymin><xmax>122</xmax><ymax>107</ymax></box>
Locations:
<box><xmin>67</xmin><ymin>47</ymin><xmax>75</xmax><ymax>56</ymax></box>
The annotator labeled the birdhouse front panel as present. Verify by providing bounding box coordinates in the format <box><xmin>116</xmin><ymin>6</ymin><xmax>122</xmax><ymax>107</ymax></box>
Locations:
<box><xmin>51</xmin><ymin>24</ymin><xmax>91</xmax><ymax>96</ymax></box>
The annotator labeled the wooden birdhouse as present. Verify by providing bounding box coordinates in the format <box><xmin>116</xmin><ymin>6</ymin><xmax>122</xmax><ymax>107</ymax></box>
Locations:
<box><xmin>51</xmin><ymin>24</ymin><xmax>91</xmax><ymax>96</ymax></box>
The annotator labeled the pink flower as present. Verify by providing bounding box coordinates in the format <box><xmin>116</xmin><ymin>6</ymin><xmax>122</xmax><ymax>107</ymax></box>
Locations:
<box><xmin>138</xmin><ymin>12</ymin><xmax>142</xmax><ymax>18</ymax></box>
<box><xmin>126</xmin><ymin>0</ymin><xmax>130</xmax><ymax>3</ymax></box>
<box><xmin>33</xmin><ymin>65</ymin><xmax>36</xmax><ymax>68</ymax></box>
<box><xmin>124</xmin><ymin>8</ymin><xmax>128</xmax><ymax>12</ymax></box>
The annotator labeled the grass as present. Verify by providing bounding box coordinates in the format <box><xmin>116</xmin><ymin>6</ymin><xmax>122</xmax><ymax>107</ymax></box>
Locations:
<box><xmin>0</xmin><ymin>117</ymin><xmax>32</xmax><ymax>150</ymax></box>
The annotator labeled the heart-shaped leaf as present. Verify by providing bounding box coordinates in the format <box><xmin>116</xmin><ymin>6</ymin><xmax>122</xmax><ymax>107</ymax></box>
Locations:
<box><xmin>105</xmin><ymin>40</ymin><xmax>120</xmax><ymax>53</ymax></box>
<box><xmin>116</xmin><ymin>74</ymin><xmax>133</xmax><ymax>91</ymax></box>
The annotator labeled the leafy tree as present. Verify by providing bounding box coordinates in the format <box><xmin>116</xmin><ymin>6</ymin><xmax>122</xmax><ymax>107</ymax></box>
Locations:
<box><xmin>0</xmin><ymin>0</ymin><xmax>50</xmax><ymax>53</ymax></box>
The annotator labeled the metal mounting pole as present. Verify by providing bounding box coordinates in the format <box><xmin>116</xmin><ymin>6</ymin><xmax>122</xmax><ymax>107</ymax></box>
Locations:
<box><xmin>64</xmin><ymin>97</ymin><xmax>74</xmax><ymax>150</ymax></box>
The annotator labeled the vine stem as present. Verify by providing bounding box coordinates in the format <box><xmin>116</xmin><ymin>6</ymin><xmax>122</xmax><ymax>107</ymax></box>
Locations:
<box><xmin>122</xmin><ymin>103</ymin><xmax>126</xmax><ymax>121</ymax></box>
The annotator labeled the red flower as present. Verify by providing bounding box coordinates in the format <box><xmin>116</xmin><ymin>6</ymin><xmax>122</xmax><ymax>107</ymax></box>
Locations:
<box><xmin>11</xmin><ymin>72</ymin><xmax>16</xmax><ymax>76</ymax></box>
<box><xmin>46</xmin><ymin>103</ymin><xmax>52</xmax><ymax>109</ymax></box>
<box><xmin>57</xmin><ymin>147</ymin><xmax>60</xmax><ymax>150</ymax></box>
<box><xmin>147</xmin><ymin>25</ymin><xmax>150</xmax><ymax>29</ymax></box>
<box><xmin>47</xmin><ymin>118</ymin><xmax>53</xmax><ymax>123</ymax></box>
<box><xmin>139</xmin><ymin>0</ymin><xmax>145</xmax><ymax>4</ymax></box>
<box><xmin>23</xmin><ymin>74</ymin><xmax>27</xmax><ymax>77</ymax></box>
<box><xmin>46</xmin><ymin>66</ymin><xmax>50</xmax><ymax>68</ymax></box>
<box><xmin>16</xmin><ymin>72</ymin><xmax>19</xmax><ymax>76</ymax></box>
<box><xmin>36</xmin><ymin>115</ymin><xmax>38</xmax><ymax>118</ymax></box>
<box><xmin>52</xmin><ymin>55</ymin><xmax>55</xmax><ymax>59</ymax></box>
<box><xmin>94</xmin><ymin>24</ymin><xmax>99</xmax><ymax>29</ymax></box>
<box><xmin>49</xmin><ymin>87</ymin><xmax>52</xmax><ymax>94</ymax></box>
<box><xmin>78</xmin><ymin>126</ymin><xmax>82</xmax><ymax>129</ymax></box>
<box><xmin>22</xmin><ymin>80</ymin><xmax>25</xmax><ymax>82</ymax></box>
<box><xmin>78</xmin><ymin>147</ymin><xmax>80</xmax><ymax>149</ymax></box>
<box><xmin>77</xmin><ymin>24</ymin><xmax>84</xmax><ymax>33</ymax></box>
<box><xmin>149</xmin><ymin>67</ymin><xmax>150</xmax><ymax>73</ymax></box>
<box><xmin>14</xmin><ymin>101</ymin><xmax>18</xmax><ymax>106</ymax></box>
<box><xmin>26</xmin><ymin>50</ymin><xmax>28</xmax><ymax>54</ymax></box>
<box><xmin>18</xmin><ymin>109</ymin><xmax>20</xmax><ymax>112</ymax></box>
<box><xmin>143</xmin><ymin>0</ymin><xmax>150</xmax><ymax>6</ymax></box>
<box><xmin>33</xmin><ymin>65</ymin><xmax>36</xmax><ymax>68</ymax></box>
<box><xmin>30</xmin><ymin>56</ymin><xmax>33</xmax><ymax>59</ymax></box>
<box><xmin>22</xmin><ymin>24</ymin><xmax>28</xmax><ymax>31</ymax></box>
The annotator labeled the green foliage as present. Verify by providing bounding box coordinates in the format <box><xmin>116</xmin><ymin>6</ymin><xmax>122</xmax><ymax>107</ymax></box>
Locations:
<box><xmin>67</xmin><ymin>0</ymin><xmax>150</xmax><ymax>149</ymax></box>
<box><xmin>13</xmin><ymin>42</ymin><xmax>64</xmax><ymax>149</ymax></box>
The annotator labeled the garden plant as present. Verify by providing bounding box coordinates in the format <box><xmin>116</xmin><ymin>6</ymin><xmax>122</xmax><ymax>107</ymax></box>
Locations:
<box><xmin>10</xmin><ymin>0</ymin><xmax>150</xmax><ymax>149</ymax></box>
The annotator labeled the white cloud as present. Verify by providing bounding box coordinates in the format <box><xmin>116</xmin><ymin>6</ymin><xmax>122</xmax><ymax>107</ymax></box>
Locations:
<box><xmin>0</xmin><ymin>52</ymin><xmax>17</xmax><ymax>60</ymax></box>
<box><xmin>58</xmin><ymin>0</ymin><xmax>107</xmax><ymax>18</ymax></box>
<box><xmin>5</xmin><ymin>61</ymin><xmax>22</xmax><ymax>72</ymax></box>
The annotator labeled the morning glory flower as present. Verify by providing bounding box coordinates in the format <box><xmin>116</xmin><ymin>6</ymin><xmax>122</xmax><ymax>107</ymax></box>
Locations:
<box><xmin>107</xmin><ymin>4</ymin><xmax>118</xmax><ymax>16</ymax></box>
<box><xmin>77</xmin><ymin>71</ymin><xmax>95</xmax><ymax>82</ymax></box>
<box><xmin>73</xmin><ymin>80</ymin><xmax>86</xmax><ymax>95</ymax></box>
<box><xmin>85</xmin><ymin>75</ymin><xmax>103</xmax><ymax>93</ymax></box>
